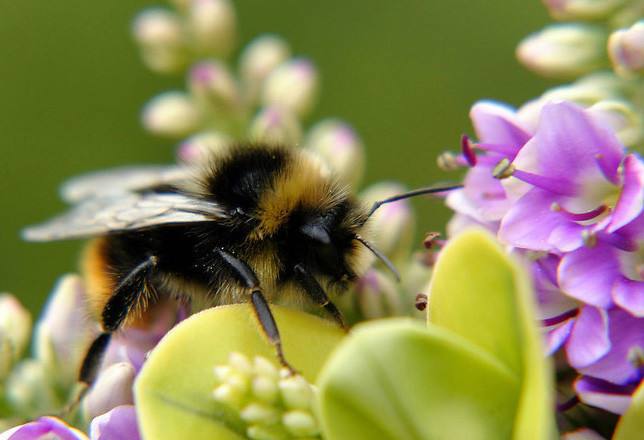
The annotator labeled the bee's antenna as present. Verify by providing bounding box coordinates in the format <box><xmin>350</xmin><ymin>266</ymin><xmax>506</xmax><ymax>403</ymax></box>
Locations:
<box><xmin>354</xmin><ymin>234</ymin><xmax>401</xmax><ymax>282</ymax></box>
<box><xmin>367</xmin><ymin>183</ymin><xmax>463</xmax><ymax>218</ymax></box>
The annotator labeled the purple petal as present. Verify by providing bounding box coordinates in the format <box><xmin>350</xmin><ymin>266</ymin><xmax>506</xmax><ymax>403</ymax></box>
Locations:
<box><xmin>574</xmin><ymin>376</ymin><xmax>634</xmax><ymax>415</ymax></box>
<box><xmin>558</xmin><ymin>243</ymin><xmax>618</xmax><ymax>308</ymax></box>
<box><xmin>545</xmin><ymin>319</ymin><xmax>575</xmax><ymax>355</ymax></box>
<box><xmin>519</xmin><ymin>101</ymin><xmax>624</xmax><ymax>186</ymax></box>
<box><xmin>469</xmin><ymin>101</ymin><xmax>531</xmax><ymax>157</ymax></box>
<box><xmin>1</xmin><ymin>417</ymin><xmax>87</xmax><ymax>440</ymax></box>
<box><xmin>448</xmin><ymin>163</ymin><xmax>512</xmax><ymax>222</ymax></box>
<box><xmin>608</xmin><ymin>154</ymin><xmax>644</xmax><ymax>232</ymax></box>
<box><xmin>613</xmin><ymin>276</ymin><xmax>644</xmax><ymax>317</ymax></box>
<box><xmin>579</xmin><ymin>308</ymin><xmax>644</xmax><ymax>385</ymax></box>
<box><xmin>499</xmin><ymin>188</ymin><xmax>569</xmax><ymax>251</ymax></box>
<box><xmin>90</xmin><ymin>405</ymin><xmax>141</xmax><ymax>440</ymax></box>
<box><xmin>566</xmin><ymin>306</ymin><xmax>610</xmax><ymax>369</ymax></box>
<box><xmin>547</xmin><ymin>222</ymin><xmax>585</xmax><ymax>252</ymax></box>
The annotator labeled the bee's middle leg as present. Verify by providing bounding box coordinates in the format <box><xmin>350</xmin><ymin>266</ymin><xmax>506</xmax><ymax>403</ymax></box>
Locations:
<box><xmin>215</xmin><ymin>249</ymin><xmax>296</xmax><ymax>374</ymax></box>
<box><xmin>79</xmin><ymin>255</ymin><xmax>158</xmax><ymax>386</ymax></box>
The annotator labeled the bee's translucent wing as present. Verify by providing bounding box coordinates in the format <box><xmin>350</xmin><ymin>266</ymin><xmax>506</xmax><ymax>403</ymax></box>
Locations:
<box><xmin>23</xmin><ymin>193</ymin><xmax>226</xmax><ymax>241</ymax></box>
<box><xmin>61</xmin><ymin>165</ymin><xmax>193</xmax><ymax>202</ymax></box>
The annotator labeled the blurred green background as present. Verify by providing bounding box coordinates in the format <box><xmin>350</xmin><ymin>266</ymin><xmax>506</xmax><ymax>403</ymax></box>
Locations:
<box><xmin>0</xmin><ymin>0</ymin><xmax>550</xmax><ymax>313</ymax></box>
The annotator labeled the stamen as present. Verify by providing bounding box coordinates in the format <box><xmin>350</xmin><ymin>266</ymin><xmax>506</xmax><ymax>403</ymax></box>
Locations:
<box><xmin>492</xmin><ymin>158</ymin><xmax>515</xmax><ymax>179</ymax></box>
<box><xmin>550</xmin><ymin>203</ymin><xmax>608</xmax><ymax>221</ymax></box>
<box><xmin>460</xmin><ymin>135</ymin><xmax>477</xmax><ymax>166</ymax></box>
<box><xmin>474</xmin><ymin>142</ymin><xmax>519</xmax><ymax>158</ymax></box>
<box><xmin>423</xmin><ymin>232</ymin><xmax>441</xmax><ymax>249</ymax></box>
<box><xmin>437</xmin><ymin>151</ymin><xmax>467</xmax><ymax>171</ymax></box>
<box><xmin>556</xmin><ymin>395</ymin><xmax>580</xmax><ymax>412</ymax></box>
<box><xmin>511</xmin><ymin>170</ymin><xmax>577</xmax><ymax>196</ymax></box>
<box><xmin>582</xmin><ymin>230</ymin><xmax>597</xmax><ymax>248</ymax></box>
<box><xmin>415</xmin><ymin>293</ymin><xmax>428</xmax><ymax>311</ymax></box>
<box><xmin>541</xmin><ymin>308</ymin><xmax>578</xmax><ymax>327</ymax></box>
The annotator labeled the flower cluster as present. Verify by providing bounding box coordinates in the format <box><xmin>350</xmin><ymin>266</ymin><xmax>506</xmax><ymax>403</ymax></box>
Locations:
<box><xmin>440</xmin><ymin>0</ymin><xmax>644</xmax><ymax>427</ymax></box>
<box><xmin>212</xmin><ymin>352</ymin><xmax>320</xmax><ymax>439</ymax></box>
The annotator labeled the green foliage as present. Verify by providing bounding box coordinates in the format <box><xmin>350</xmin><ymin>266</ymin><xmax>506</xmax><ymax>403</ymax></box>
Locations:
<box><xmin>316</xmin><ymin>229</ymin><xmax>556</xmax><ymax>440</ymax></box>
<box><xmin>135</xmin><ymin>304</ymin><xmax>344</xmax><ymax>440</ymax></box>
<box><xmin>613</xmin><ymin>382</ymin><xmax>644</xmax><ymax>440</ymax></box>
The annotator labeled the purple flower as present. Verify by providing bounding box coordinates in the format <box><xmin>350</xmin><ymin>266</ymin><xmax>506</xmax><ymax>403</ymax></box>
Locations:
<box><xmin>498</xmin><ymin>101</ymin><xmax>642</xmax><ymax>252</ymax></box>
<box><xmin>90</xmin><ymin>405</ymin><xmax>140</xmax><ymax>440</ymax></box>
<box><xmin>0</xmin><ymin>417</ymin><xmax>87</xmax><ymax>440</ymax></box>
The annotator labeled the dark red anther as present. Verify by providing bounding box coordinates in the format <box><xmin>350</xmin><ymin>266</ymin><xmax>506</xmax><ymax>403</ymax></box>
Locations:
<box><xmin>415</xmin><ymin>293</ymin><xmax>428</xmax><ymax>311</ymax></box>
<box><xmin>461</xmin><ymin>134</ymin><xmax>477</xmax><ymax>166</ymax></box>
<box><xmin>423</xmin><ymin>232</ymin><xmax>441</xmax><ymax>249</ymax></box>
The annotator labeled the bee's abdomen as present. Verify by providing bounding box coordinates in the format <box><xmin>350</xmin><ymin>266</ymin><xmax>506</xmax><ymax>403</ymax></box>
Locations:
<box><xmin>82</xmin><ymin>237</ymin><xmax>116</xmax><ymax>321</ymax></box>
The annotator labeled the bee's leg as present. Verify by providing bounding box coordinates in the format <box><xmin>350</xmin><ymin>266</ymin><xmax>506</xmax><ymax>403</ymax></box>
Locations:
<box><xmin>215</xmin><ymin>249</ymin><xmax>296</xmax><ymax>374</ymax></box>
<box><xmin>293</xmin><ymin>264</ymin><xmax>347</xmax><ymax>330</ymax></box>
<box><xmin>79</xmin><ymin>255</ymin><xmax>158</xmax><ymax>386</ymax></box>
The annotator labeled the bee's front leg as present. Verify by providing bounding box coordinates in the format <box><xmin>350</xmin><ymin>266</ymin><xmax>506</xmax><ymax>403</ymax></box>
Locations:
<box><xmin>215</xmin><ymin>248</ymin><xmax>297</xmax><ymax>375</ymax></box>
<box><xmin>293</xmin><ymin>264</ymin><xmax>347</xmax><ymax>330</ymax></box>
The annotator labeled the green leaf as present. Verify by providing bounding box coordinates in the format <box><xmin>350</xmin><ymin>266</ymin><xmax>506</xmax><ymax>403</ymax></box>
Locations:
<box><xmin>135</xmin><ymin>304</ymin><xmax>344</xmax><ymax>440</ymax></box>
<box><xmin>429</xmin><ymin>229</ymin><xmax>555</xmax><ymax>439</ymax></box>
<box><xmin>317</xmin><ymin>319</ymin><xmax>520</xmax><ymax>440</ymax></box>
<box><xmin>613</xmin><ymin>382</ymin><xmax>644</xmax><ymax>440</ymax></box>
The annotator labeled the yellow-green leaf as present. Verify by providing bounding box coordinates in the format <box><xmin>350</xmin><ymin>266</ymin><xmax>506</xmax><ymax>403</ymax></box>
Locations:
<box><xmin>318</xmin><ymin>319</ymin><xmax>520</xmax><ymax>440</ymax></box>
<box><xmin>428</xmin><ymin>229</ymin><xmax>555</xmax><ymax>439</ymax></box>
<box><xmin>135</xmin><ymin>304</ymin><xmax>344</xmax><ymax>440</ymax></box>
<box><xmin>613</xmin><ymin>382</ymin><xmax>644</xmax><ymax>440</ymax></box>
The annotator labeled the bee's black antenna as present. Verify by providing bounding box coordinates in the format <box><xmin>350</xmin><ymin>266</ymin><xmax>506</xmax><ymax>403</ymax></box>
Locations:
<box><xmin>354</xmin><ymin>234</ymin><xmax>401</xmax><ymax>282</ymax></box>
<box><xmin>367</xmin><ymin>184</ymin><xmax>463</xmax><ymax>218</ymax></box>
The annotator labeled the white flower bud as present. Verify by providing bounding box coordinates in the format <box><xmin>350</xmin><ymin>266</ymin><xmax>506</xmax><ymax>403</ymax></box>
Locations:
<box><xmin>178</xmin><ymin>131</ymin><xmax>231</xmax><ymax>163</ymax></box>
<box><xmin>278</xmin><ymin>375</ymin><xmax>313</xmax><ymax>410</ymax></box>
<box><xmin>82</xmin><ymin>362</ymin><xmax>135</xmax><ymax>420</ymax></box>
<box><xmin>213</xmin><ymin>383</ymin><xmax>245</xmax><ymax>409</ymax></box>
<box><xmin>228</xmin><ymin>352</ymin><xmax>252</xmax><ymax>376</ymax></box>
<box><xmin>240</xmin><ymin>402</ymin><xmax>279</xmax><ymax>425</ymax></box>
<box><xmin>187</xmin><ymin>0</ymin><xmax>237</xmax><ymax>57</ymax></box>
<box><xmin>360</xmin><ymin>182</ymin><xmax>415</xmax><ymax>261</ymax></box>
<box><xmin>517</xmin><ymin>24</ymin><xmax>607</xmax><ymax>78</ymax></box>
<box><xmin>34</xmin><ymin>275</ymin><xmax>99</xmax><ymax>385</ymax></box>
<box><xmin>6</xmin><ymin>360</ymin><xmax>60</xmax><ymax>415</ymax></box>
<box><xmin>239</xmin><ymin>35</ymin><xmax>291</xmax><ymax>104</ymax></box>
<box><xmin>0</xmin><ymin>294</ymin><xmax>31</xmax><ymax>371</ymax></box>
<box><xmin>142</xmin><ymin>92</ymin><xmax>201</xmax><ymax>138</ymax></box>
<box><xmin>608</xmin><ymin>21</ymin><xmax>644</xmax><ymax>77</ymax></box>
<box><xmin>282</xmin><ymin>409</ymin><xmax>319</xmax><ymax>437</ymax></box>
<box><xmin>542</xmin><ymin>0</ymin><xmax>626</xmax><ymax>20</ymax></box>
<box><xmin>588</xmin><ymin>100</ymin><xmax>642</xmax><ymax>147</ymax></box>
<box><xmin>246</xmin><ymin>424</ymin><xmax>289</xmax><ymax>440</ymax></box>
<box><xmin>253</xmin><ymin>356</ymin><xmax>278</xmax><ymax>380</ymax></box>
<box><xmin>355</xmin><ymin>269</ymin><xmax>402</xmax><ymax>319</ymax></box>
<box><xmin>188</xmin><ymin>60</ymin><xmax>241</xmax><ymax>113</ymax></box>
<box><xmin>132</xmin><ymin>8</ymin><xmax>187</xmax><ymax>74</ymax></box>
<box><xmin>251</xmin><ymin>376</ymin><xmax>279</xmax><ymax>404</ymax></box>
<box><xmin>249</xmin><ymin>107</ymin><xmax>302</xmax><ymax>145</ymax></box>
<box><xmin>305</xmin><ymin>120</ymin><xmax>365</xmax><ymax>187</ymax></box>
<box><xmin>262</xmin><ymin>59</ymin><xmax>319</xmax><ymax>117</ymax></box>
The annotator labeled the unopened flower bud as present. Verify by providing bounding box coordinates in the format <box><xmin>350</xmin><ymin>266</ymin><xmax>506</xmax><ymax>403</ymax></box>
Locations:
<box><xmin>262</xmin><ymin>59</ymin><xmax>318</xmax><ymax>117</ymax></box>
<box><xmin>6</xmin><ymin>360</ymin><xmax>60</xmax><ymax>416</ymax></box>
<box><xmin>360</xmin><ymin>183</ymin><xmax>415</xmax><ymax>260</ymax></box>
<box><xmin>142</xmin><ymin>92</ymin><xmax>201</xmax><ymax>138</ymax></box>
<box><xmin>188</xmin><ymin>60</ymin><xmax>240</xmax><ymax>114</ymax></box>
<box><xmin>542</xmin><ymin>0</ymin><xmax>626</xmax><ymax>20</ymax></box>
<box><xmin>246</xmin><ymin>424</ymin><xmax>289</xmax><ymax>440</ymax></box>
<box><xmin>178</xmin><ymin>131</ymin><xmax>231</xmax><ymax>163</ymax></box>
<box><xmin>278</xmin><ymin>375</ymin><xmax>313</xmax><ymax>410</ymax></box>
<box><xmin>83</xmin><ymin>362</ymin><xmax>136</xmax><ymax>420</ymax></box>
<box><xmin>305</xmin><ymin>120</ymin><xmax>365</xmax><ymax>187</ymax></box>
<box><xmin>35</xmin><ymin>275</ymin><xmax>99</xmax><ymax>384</ymax></box>
<box><xmin>253</xmin><ymin>356</ymin><xmax>278</xmax><ymax>380</ymax></box>
<box><xmin>240</xmin><ymin>402</ymin><xmax>279</xmax><ymax>425</ymax></box>
<box><xmin>517</xmin><ymin>24</ymin><xmax>607</xmax><ymax>78</ymax></box>
<box><xmin>608</xmin><ymin>21</ymin><xmax>644</xmax><ymax>77</ymax></box>
<box><xmin>133</xmin><ymin>8</ymin><xmax>187</xmax><ymax>74</ymax></box>
<box><xmin>187</xmin><ymin>0</ymin><xmax>237</xmax><ymax>57</ymax></box>
<box><xmin>355</xmin><ymin>269</ymin><xmax>402</xmax><ymax>319</ymax></box>
<box><xmin>588</xmin><ymin>100</ymin><xmax>642</xmax><ymax>147</ymax></box>
<box><xmin>240</xmin><ymin>35</ymin><xmax>291</xmax><ymax>104</ymax></box>
<box><xmin>282</xmin><ymin>409</ymin><xmax>319</xmax><ymax>437</ymax></box>
<box><xmin>251</xmin><ymin>375</ymin><xmax>279</xmax><ymax>404</ymax></box>
<box><xmin>0</xmin><ymin>294</ymin><xmax>31</xmax><ymax>376</ymax></box>
<box><xmin>249</xmin><ymin>107</ymin><xmax>302</xmax><ymax>145</ymax></box>
<box><xmin>213</xmin><ymin>383</ymin><xmax>246</xmax><ymax>409</ymax></box>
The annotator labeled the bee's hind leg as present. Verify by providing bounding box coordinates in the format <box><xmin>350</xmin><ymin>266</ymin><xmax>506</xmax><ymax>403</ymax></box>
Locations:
<box><xmin>78</xmin><ymin>255</ymin><xmax>158</xmax><ymax>387</ymax></box>
<box><xmin>215</xmin><ymin>249</ymin><xmax>297</xmax><ymax>375</ymax></box>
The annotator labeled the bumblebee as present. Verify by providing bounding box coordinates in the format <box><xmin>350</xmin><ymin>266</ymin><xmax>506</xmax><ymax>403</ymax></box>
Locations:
<box><xmin>24</xmin><ymin>143</ymin><xmax>458</xmax><ymax>385</ymax></box>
